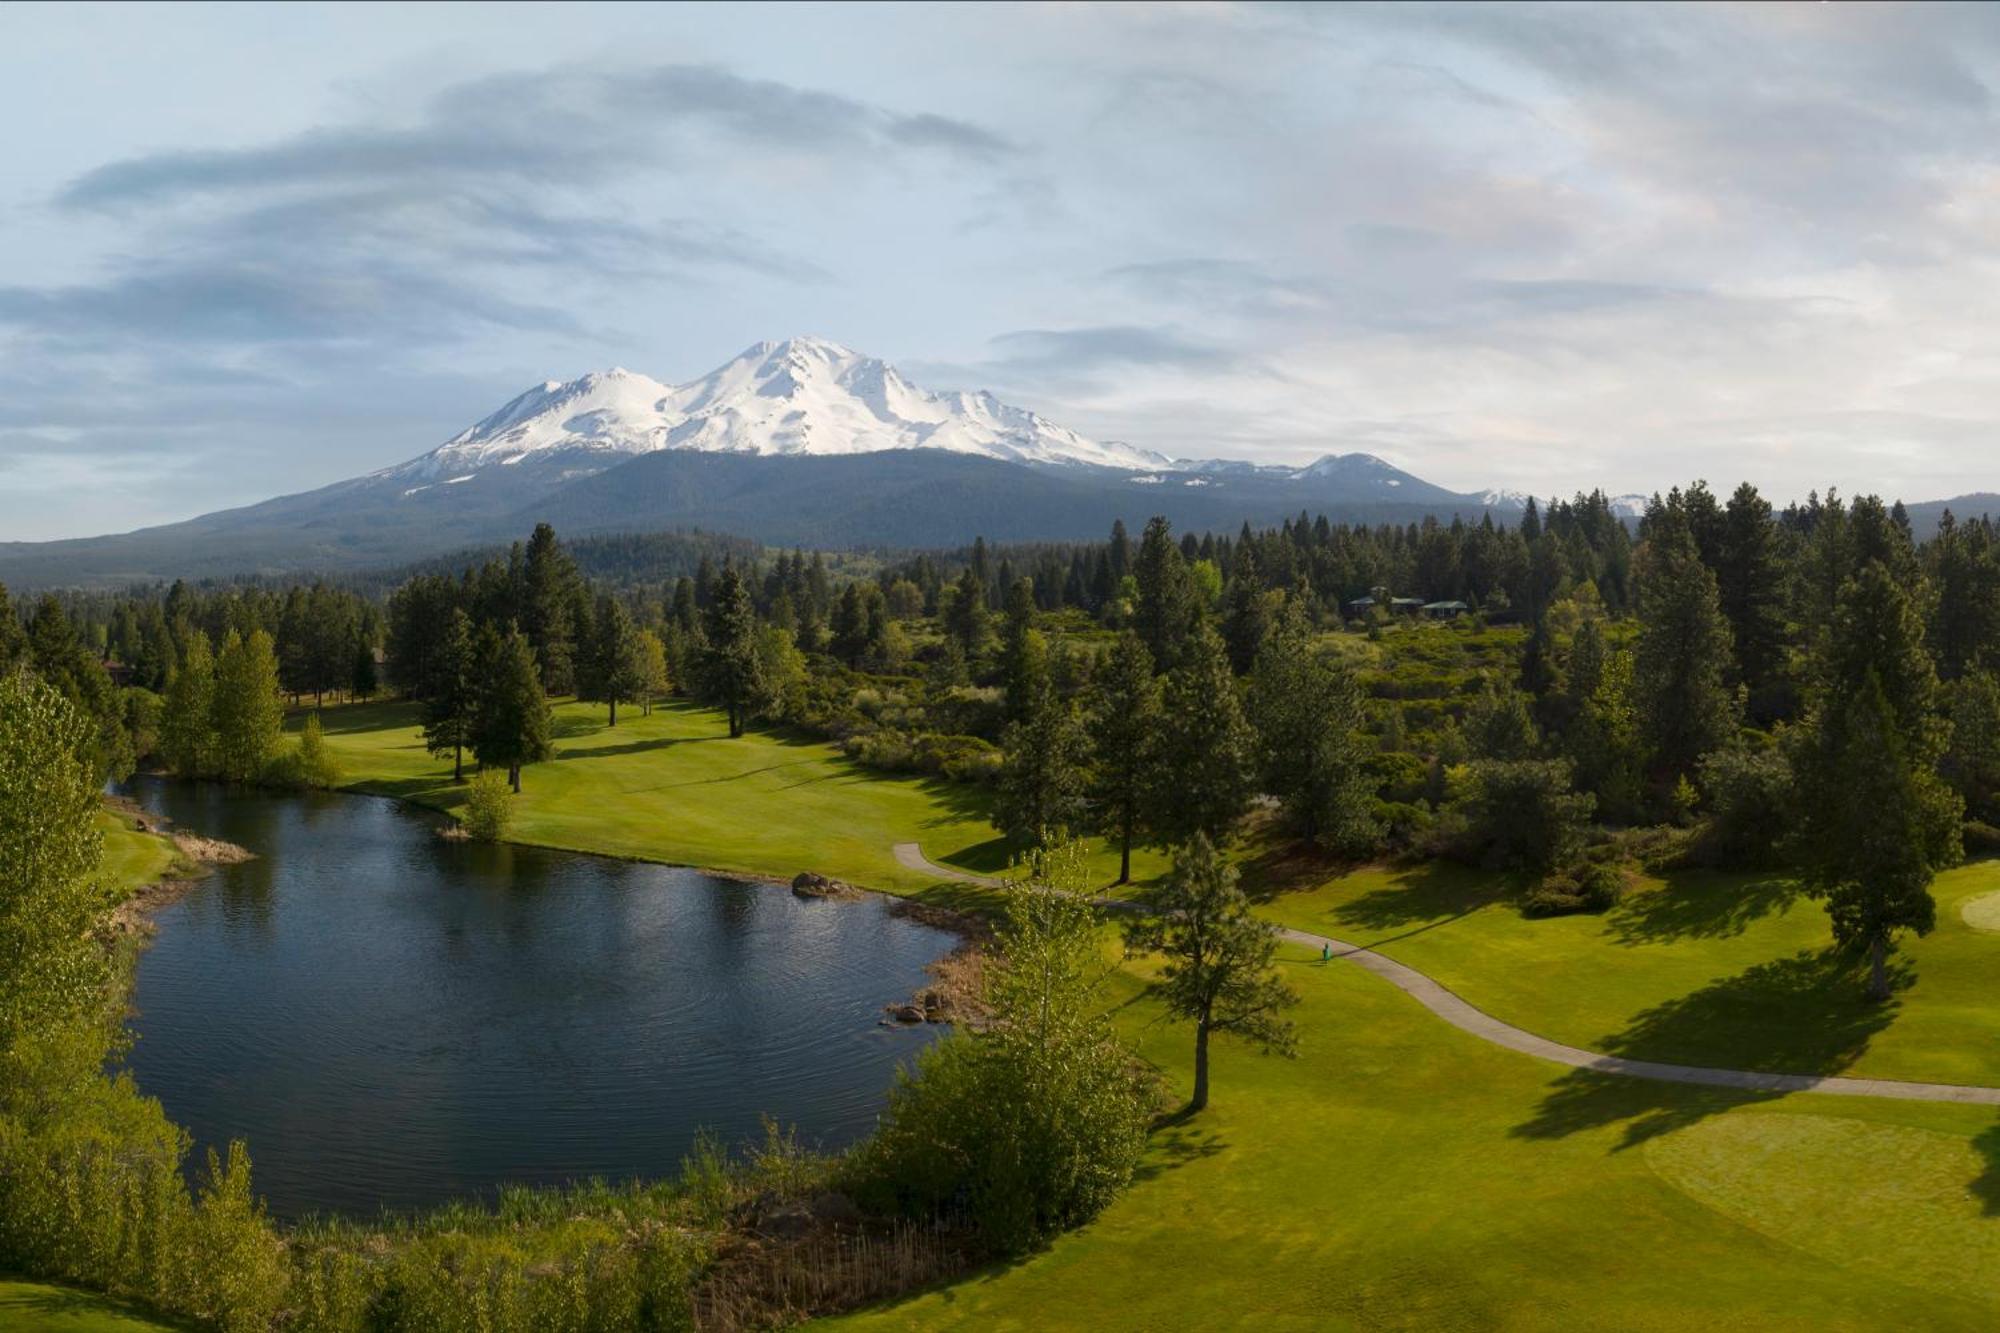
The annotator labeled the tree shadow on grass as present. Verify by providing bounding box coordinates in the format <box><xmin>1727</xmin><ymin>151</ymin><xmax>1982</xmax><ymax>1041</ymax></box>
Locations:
<box><xmin>1328</xmin><ymin>861</ymin><xmax>1514</xmax><ymax>938</ymax></box>
<box><xmin>1606</xmin><ymin>871</ymin><xmax>1805</xmax><ymax>946</ymax></box>
<box><xmin>1129</xmin><ymin>1117</ymin><xmax>1228</xmax><ymax>1183</ymax></box>
<box><xmin>1512</xmin><ymin>947</ymin><xmax>1903</xmax><ymax>1150</ymax></box>
<box><xmin>0</xmin><ymin>1282</ymin><xmax>194</xmax><ymax>1329</ymax></box>
<box><xmin>1973</xmin><ymin>1122</ymin><xmax>2000</xmax><ymax>1216</ymax></box>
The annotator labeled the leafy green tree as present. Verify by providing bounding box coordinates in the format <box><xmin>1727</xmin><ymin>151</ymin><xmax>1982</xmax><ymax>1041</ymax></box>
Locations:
<box><xmin>1463</xmin><ymin>677</ymin><xmax>1539</xmax><ymax>761</ymax></box>
<box><xmin>278</xmin><ymin>711</ymin><xmax>342</xmax><ymax>790</ymax></box>
<box><xmin>210</xmin><ymin>629</ymin><xmax>284</xmax><ymax>783</ymax></box>
<box><xmin>1453</xmin><ymin>758</ymin><xmax>1594</xmax><ymax>873</ymax></box>
<box><xmin>994</xmin><ymin>666</ymin><xmax>1089</xmax><ymax>851</ymax></box>
<box><xmin>159</xmin><ymin>629</ymin><xmax>217</xmax><ymax>779</ymax></box>
<box><xmin>1247</xmin><ymin>601</ymin><xmax>1377</xmax><ymax>854</ymax></box>
<box><xmin>1146</xmin><ymin>623</ymin><xmax>1254</xmax><ymax>847</ymax></box>
<box><xmin>0</xmin><ymin>671</ymin><xmax>108</xmax><ymax>1062</ymax></box>
<box><xmin>472</xmin><ymin>625</ymin><xmax>554</xmax><ymax>792</ymax></box>
<box><xmin>1127</xmin><ymin>834</ymin><xmax>1297</xmax><ymax>1112</ymax></box>
<box><xmin>460</xmin><ymin>768</ymin><xmax>514</xmax><ymax>842</ymax></box>
<box><xmin>863</xmin><ymin>847</ymin><xmax>1151</xmax><ymax>1253</ymax></box>
<box><xmin>701</xmin><ymin>566</ymin><xmax>767</xmax><ymax>738</ymax></box>
<box><xmin>1634</xmin><ymin>516</ymin><xmax>1736</xmax><ymax>784</ymax></box>
<box><xmin>422</xmin><ymin>608</ymin><xmax>477</xmax><ymax>781</ymax></box>
<box><xmin>634</xmin><ymin>629</ymin><xmax>670</xmax><ymax>716</ymax></box>
<box><xmin>1086</xmin><ymin>632</ymin><xmax>1160</xmax><ymax>884</ymax></box>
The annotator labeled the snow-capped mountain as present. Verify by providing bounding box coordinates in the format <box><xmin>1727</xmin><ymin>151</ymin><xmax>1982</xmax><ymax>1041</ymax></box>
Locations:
<box><xmin>390</xmin><ymin>336</ymin><xmax>1170</xmax><ymax>481</ymax></box>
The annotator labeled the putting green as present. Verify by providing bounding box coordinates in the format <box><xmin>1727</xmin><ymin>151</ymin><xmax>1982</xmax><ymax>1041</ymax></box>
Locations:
<box><xmin>1962</xmin><ymin>891</ymin><xmax>2000</xmax><ymax>933</ymax></box>
<box><xmin>1645</xmin><ymin>1113</ymin><xmax>2000</xmax><ymax>1307</ymax></box>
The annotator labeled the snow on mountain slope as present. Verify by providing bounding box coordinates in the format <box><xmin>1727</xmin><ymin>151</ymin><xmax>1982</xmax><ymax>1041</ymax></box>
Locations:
<box><xmin>389</xmin><ymin>336</ymin><xmax>1169</xmax><ymax>480</ymax></box>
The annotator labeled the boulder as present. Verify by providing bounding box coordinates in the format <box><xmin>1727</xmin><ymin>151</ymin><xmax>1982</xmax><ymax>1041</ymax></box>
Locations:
<box><xmin>791</xmin><ymin>871</ymin><xmax>861</xmax><ymax>900</ymax></box>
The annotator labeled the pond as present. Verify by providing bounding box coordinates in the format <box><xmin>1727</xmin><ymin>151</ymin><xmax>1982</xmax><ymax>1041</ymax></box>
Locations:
<box><xmin>118</xmin><ymin>777</ymin><xmax>953</xmax><ymax>1221</ymax></box>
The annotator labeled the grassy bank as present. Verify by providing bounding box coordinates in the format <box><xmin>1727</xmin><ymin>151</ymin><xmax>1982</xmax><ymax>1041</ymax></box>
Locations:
<box><xmin>307</xmin><ymin>697</ymin><xmax>1165</xmax><ymax>895</ymax></box>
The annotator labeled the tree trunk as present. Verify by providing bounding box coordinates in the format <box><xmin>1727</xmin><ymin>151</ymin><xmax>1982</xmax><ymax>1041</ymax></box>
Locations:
<box><xmin>452</xmin><ymin>743</ymin><xmax>462</xmax><ymax>783</ymax></box>
<box><xmin>1118</xmin><ymin>810</ymin><xmax>1132</xmax><ymax>886</ymax></box>
<box><xmin>1869</xmin><ymin>933</ymin><xmax>1889</xmax><ymax>1002</ymax></box>
<box><xmin>1190</xmin><ymin>1019</ymin><xmax>1211</xmax><ymax>1112</ymax></box>
<box><xmin>609</xmin><ymin>697</ymin><xmax>617</xmax><ymax>728</ymax></box>
<box><xmin>509</xmin><ymin>763</ymin><xmax>521</xmax><ymax>794</ymax></box>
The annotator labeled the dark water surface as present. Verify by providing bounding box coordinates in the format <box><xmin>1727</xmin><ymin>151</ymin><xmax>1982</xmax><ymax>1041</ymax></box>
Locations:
<box><xmin>119</xmin><ymin>777</ymin><xmax>951</xmax><ymax>1221</ymax></box>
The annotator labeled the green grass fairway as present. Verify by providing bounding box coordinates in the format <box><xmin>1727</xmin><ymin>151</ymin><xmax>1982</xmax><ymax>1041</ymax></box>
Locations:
<box><xmin>94</xmin><ymin>807</ymin><xmax>179</xmax><ymax>895</ymax></box>
<box><xmin>1251</xmin><ymin>854</ymin><xmax>2000</xmax><ymax>1088</ymax></box>
<box><xmin>308</xmin><ymin>698</ymin><xmax>1163</xmax><ymax>895</ymax></box>
<box><xmin>836</xmin><ymin>938</ymin><xmax>2000</xmax><ymax>1330</ymax></box>
<box><xmin>0</xmin><ymin>1280</ymin><xmax>179</xmax><ymax>1331</ymax></box>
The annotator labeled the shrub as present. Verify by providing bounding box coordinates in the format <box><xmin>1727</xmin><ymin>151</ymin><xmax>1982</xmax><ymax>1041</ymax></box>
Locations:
<box><xmin>1695</xmin><ymin>744</ymin><xmax>1790</xmax><ymax>867</ymax></box>
<box><xmin>460</xmin><ymin>769</ymin><xmax>514</xmax><ymax>842</ymax></box>
<box><xmin>1522</xmin><ymin>861</ymin><xmax>1626</xmax><ymax>917</ymax></box>
<box><xmin>853</xmin><ymin>871</ymin><xmax>1153</xmax><ymax>1255</ymax></box>
<box><xmin>1447</xmin><ymin>758</ymin><xmax>1594</xmax><ymax>873</ymax></box>
<box><xmin>1964</xmin><ymin>820</ymin><xmax>2000</xmax><ymax>857</ymax></box>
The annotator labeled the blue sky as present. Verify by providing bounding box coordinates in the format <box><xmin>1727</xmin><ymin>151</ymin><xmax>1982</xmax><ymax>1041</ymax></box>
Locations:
<box><xmin>7</xmin><ymin>2</ymin><xmax>2000</xmax><ymax>538</ymax></box>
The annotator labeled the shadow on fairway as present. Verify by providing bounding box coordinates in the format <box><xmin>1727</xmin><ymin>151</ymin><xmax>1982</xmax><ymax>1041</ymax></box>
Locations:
<box><xmin>1327</xmin><ymin>862</ymin><xmax>1512</xmax><ymax>938</ymax></box>
<box><xmin>1512</xmin><ymin>948</ymin><xmax>1903</xmax><ymax>1149</ymax></box>
<box><xmin>1130</xmin><ymin>1118</ymin><xmax>1229</xmax><ymax>1182</ymax></box>
<box><xmin>1606</xmin><ymin>871</ymin><xmax>1805</xmax><ymax>946</ymax></box>
<box><xmin>1973</xmin><ymin>1122</ymin><xmax>2000</xmax><ymax>1216</ymax></box>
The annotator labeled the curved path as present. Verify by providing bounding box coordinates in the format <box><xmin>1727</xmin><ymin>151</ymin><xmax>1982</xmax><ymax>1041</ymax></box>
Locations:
<box><xmin>892</xmin><ymin>843</ymin><xmax>2000</xmax><ymax>1106</ymax></box>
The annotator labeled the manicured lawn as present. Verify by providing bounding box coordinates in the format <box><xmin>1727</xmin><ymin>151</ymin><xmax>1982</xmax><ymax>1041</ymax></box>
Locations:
<box><xmin>306</xmin><ymin>698</ymin><xmax>1165</xmax><ymax>897</ymax></box>
<box><xmin>95</xmin><ymin>807</ymin><xmax>179</xmax><ymax>895</ymax></box>
<box><xmin>1248</xmin><ymin>853</ymin><xmax>2000</xmax><ymax>1087</ymax></box>
<box><xmin>0</xmin><ymin>1279</ymin><xmax>180</xmax><ymax>1331</ymax></box>
<box><xmin>837</xmin><ymin>937</ymin><xmax>2000</xmax><ymax>1329</ymax></box>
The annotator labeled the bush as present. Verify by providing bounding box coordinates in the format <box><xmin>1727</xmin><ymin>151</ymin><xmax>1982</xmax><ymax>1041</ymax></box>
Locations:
<box><xmin>268</xmin><ymin>712</ymin><xmax>343</xmax><ymax>791</ymax></box>
<box><xmin>460</xmin><ymin>769</ymin><xmax>514</xmax><ymax>842</ymax></box>
<box><xmin>1522</xmin><ymin>861</ymin><xmax>1627</xmax><ymax>917</ymax></box>
<box><xmin>1694</xmin><ymin>744</ymin><xmax>1790</xmax><ymax>867</ymax></box>
<box><xmin>852</xmin><ymin>873</ymin><xmax>1153</xmax><ymax>1255</ymax></box>
<box><xmin>1447</xmin><ymin>758</ymin><xmax>1594</xmax><ymax>873</ymax></box>
<box><xmin>1965</xmin><ymin>820</ymin><xmax>2000</xmax><ymax>857</ymax></box>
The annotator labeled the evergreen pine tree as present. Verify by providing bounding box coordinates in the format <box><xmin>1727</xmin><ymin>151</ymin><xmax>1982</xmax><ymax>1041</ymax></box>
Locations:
<box><xmin>472</xmin><ymin>625</ymin><xmax>553</xmax><ymax>792</ymax></box>
<box><xmin>702</xmin><ymin>566</ymin><xmax>767</xmax><ymax>738</ymax></box>
<box><xmin>1125</xmin><ymin>834</ymin><xmax>1298</xmax><ymax>1113</ymax></box>
<box><xmin>1087</xmin><ymin>631</ymin><xmax>1160</xmax><ymax>884</ymax></box>
<box><xmin>1134</xmin><ymin>516</ymin><xmax>1197</xmax><ymax>668</ymax></box>
<box><xmin>1146</xmin><ymin>622</ymin><xmax>1254</xmax><ymax>847</ymax></box>
<box><xmin>1247</xmin><ymin>600</ymin><xmax>1378</xmax><ymax>854</ymax></box>
<box><xmin>993</xmin><ymin>660</ymin><xmax>1089</xmax><ymax>851</ymax></box>
<box><xmin>1633</xmin><ymin>515</ymin><xmax>1736</xmax><ymax>784</ymax></box>
<box><xmin>422</xmin><ymin>609</ymin><xmax>476</xmax><ymax>780</ymax></box>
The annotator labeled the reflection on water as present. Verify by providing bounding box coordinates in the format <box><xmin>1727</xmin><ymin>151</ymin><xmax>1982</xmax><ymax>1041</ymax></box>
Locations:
<box><xmin>119</xmin><ymin>777</ymin><xmax>951</xmax><ymax>1221</ymax></box>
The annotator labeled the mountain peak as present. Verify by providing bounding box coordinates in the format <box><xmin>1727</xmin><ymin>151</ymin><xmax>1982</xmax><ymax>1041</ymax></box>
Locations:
<box><xmin>395</xmin><ymin>337</ymin><xmax>1168</xmax><ymax>478</ymax></box>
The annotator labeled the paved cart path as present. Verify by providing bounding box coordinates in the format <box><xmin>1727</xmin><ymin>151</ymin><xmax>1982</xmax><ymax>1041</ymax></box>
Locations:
<box><xmin>890</xmin><ymin>842</ymin><xmax>2000</xmax><ymax>1106</ymax></box>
